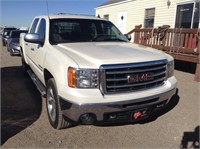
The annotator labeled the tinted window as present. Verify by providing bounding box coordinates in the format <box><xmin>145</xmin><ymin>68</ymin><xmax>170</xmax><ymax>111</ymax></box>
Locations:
<box><xmin>11</xmin><ymin>31</ymin><xmax>28</xmax><ymax>38</ymax></box>
<box><xmin>37</xmin><ymin>19</ymin><xmax>46</xmax><ymax>39</ymax></box>
<box><xmin>30</xmin><ymin>18</ymin><xmax>39</xmax><ymax>33</ymax></box>
<box><xmin>3</xmin><ymin>31</ymin><xmax>11</xmax><ymax>36</ymax></box>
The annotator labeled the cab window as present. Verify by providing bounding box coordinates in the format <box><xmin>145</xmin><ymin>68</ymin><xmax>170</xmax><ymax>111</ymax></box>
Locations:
<box><xmin>30</xmin><ymin>18</ymin><xmax>39</xmax><ymax>33</ymax></box>
<box><xmin>37</xmin><ymin>19</ymin><xmax>46</xmax><ymax>39</ymax></box>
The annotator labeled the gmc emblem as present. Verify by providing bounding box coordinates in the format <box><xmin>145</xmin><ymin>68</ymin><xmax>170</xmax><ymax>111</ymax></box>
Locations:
<box><xmin>127</xmin><ymin>73</ymin><xmax>154</xmax><ymax>83</ymax></box>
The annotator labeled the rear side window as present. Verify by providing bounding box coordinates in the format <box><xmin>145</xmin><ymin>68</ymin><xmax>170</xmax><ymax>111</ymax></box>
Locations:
<box><xmin>11</xmin><ymin>31</ymin><xmax>28</xmax><ymax>38</ymax></box>
<box><xmin>11</xmin><ymin>31</ymin><xmax>21</xmax><ymax>38</ymax></box>
<box><xmin>30</xmin><ymin>18</ymin><xmax>39</xmax><ymax>33</ymax></box>
<box><xmin>37</xmin><ymin>19</ymin><xmax>46</xmax><ymax>39</ymax></box>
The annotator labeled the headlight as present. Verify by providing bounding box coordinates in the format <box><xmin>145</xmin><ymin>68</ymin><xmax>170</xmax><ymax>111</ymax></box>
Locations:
<box><xmin>68</xmin><ymin>67</ymin><xmax>99</xmax><ymax>88</ymax></box>
<box><xmin>167</xmin><ymin>60</ymin><xmax>174</xmax><ymax>78</ymax></box>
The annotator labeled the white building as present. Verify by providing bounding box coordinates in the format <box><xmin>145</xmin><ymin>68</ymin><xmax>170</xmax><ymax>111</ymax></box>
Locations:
<box><xmin>95</xmin><ymin>0</ymin><xmax>200</xmax><ymax>34</ymax></box>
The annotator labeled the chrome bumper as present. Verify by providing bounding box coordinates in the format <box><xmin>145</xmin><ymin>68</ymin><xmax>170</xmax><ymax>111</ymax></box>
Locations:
<box><xmin>60</xmin><ymin>88</ymin><xmax>176</xmax><ymax>123</ymax></box>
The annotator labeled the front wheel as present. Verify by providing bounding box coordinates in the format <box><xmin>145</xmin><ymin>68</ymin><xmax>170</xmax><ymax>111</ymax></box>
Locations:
<box><xmin>10</xmin><ymin>49</ymin><xmax>14</xmax><ymax>56</ymax></box>
<box><xmin>46</xmin><ymin>78</ymin><xmax>71</xmax><ymax>129</ymax></box>
<box><xmin>7</xmin><ymin>45</ymin><xmax>10</xmax><ymax>52</ymax></box>
<box><xmin>21</xmin><ymin>52</ymin><xmax>29</xmax><ymax>74</ymax></box>
<box><xmin>2</xmin><ymin>40</ymin><xmax>6</xmax><ymax>46</ymax></box>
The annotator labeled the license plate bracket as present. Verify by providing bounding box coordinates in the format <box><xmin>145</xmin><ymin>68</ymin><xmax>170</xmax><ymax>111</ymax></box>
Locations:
<box><xmin>132</xmin><ymin>108</ymin><xmax>151</xmax><ymax>121</ymax></box>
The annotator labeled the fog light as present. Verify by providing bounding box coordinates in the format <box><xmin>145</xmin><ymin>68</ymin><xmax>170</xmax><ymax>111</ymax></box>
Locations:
<box><xmin>80</xmin><ymin>113</ymin><xmax>96</xmax><ymax>125</ymax></box>
<box><xmin>109</xmin><ymin>114</ymin><xmax>117</xmax><ymax>120</ymax></box>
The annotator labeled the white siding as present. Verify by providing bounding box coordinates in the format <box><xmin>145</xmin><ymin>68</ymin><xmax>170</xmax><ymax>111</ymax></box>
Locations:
<box><xmin>96</xmin><ymin>0</ymin><xmax>196</xmax><ymax>33</ymax></box>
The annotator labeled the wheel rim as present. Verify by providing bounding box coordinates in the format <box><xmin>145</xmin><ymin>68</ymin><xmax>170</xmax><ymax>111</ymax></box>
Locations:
<box><xmin>47</xmin><ymin>87</ymin><xmax>56</xmax><ymax>122</ymax></box>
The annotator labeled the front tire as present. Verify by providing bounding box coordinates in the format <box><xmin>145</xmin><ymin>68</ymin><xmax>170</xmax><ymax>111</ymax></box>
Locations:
<box><xmin>10</xmin><ymin>49</ymin><xmax>14</xmax><ymax>56</ymax></box>
<box><xmin>7</xmin><ymin>45</ymin><xmax>10</xmax><ymax>52</ymax></box>
<box><xmin>2</xmin><ymin>41</ymin><xmax>5</xmax><ymax>46</ymax></box>
<box><xmin>21</xmin><ymin>54</ymin><xmax>29</xmax><ymax>74</ymax></box>
<box><xmin>46</xmin><ymin>78</ymin><xmax>71</xmax><ymax>129</ymax></box>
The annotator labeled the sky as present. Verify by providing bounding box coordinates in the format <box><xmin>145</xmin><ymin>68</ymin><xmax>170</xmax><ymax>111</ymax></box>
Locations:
<box><xmin>0</xmin><ymin>0</ymin><xmax>107</xmax><ymax>28</ymax></box>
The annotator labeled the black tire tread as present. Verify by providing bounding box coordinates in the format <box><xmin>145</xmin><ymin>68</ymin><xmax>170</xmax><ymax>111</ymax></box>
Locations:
<box><xmin>46</xmin><ymin>78</ymin><xmax>71</xmax><ymax>129</ymax></box>
<box><xmin>21</xmin><ymin>51</ymin><xmax>29</xmax><ymax>75</ymax></box>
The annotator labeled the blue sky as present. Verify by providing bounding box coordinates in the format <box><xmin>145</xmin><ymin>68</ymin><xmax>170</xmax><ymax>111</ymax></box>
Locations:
<box><xmin>0</xmin><ymin>0</ymin><xmax>107</xmax><ymax>28</ymax></box>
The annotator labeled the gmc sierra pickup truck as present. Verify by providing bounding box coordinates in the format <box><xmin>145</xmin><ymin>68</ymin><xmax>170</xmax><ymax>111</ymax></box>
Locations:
<box><xmin>20</xmin><ymin>14</ymin><xmax>177</xmax><ymax>129</ymax></box>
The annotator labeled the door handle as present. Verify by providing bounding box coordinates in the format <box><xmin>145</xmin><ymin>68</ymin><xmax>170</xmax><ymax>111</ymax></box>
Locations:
<box><xmin>31</xmin><ymin>48</ymin><xmax>35</xmax><ymax>51</ymax></box>
<box><xmin>25</xmin><ymin>43</ymin><xmax>28</xmax><ymax>46</ymax></box>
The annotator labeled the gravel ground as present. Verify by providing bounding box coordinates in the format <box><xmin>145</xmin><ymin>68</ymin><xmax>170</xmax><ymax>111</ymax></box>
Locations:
<box><xmin>1</xmin><ymin>38</ymin><xmax>199</xmax><ymax>148</ymax></box>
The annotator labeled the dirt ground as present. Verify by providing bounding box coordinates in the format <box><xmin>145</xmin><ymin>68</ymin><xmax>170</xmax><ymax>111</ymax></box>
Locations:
<box><xmin>1</xmin><ymin>38</ymin><xmax>199</xmax><ymax>148</ymax></box>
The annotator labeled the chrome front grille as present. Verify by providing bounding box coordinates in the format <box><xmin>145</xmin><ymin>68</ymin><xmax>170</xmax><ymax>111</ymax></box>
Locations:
<box><xmin>100</xmin><ymin>60</ymin><xmax>167</xmax><ymax>94</ymax></box>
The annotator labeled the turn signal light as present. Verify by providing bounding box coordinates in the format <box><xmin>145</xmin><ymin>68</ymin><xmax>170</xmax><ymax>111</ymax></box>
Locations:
<box><xmin>68</xmin><ymin>67</ymin><xmax>76</xmax><ymax>88</ymax></box>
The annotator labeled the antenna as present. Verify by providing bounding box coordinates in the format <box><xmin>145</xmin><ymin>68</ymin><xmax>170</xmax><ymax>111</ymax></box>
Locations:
<box><xmin>46</xmin><ymin>0</ymin><xmax>50</xmax><ymax>19</ymax></box>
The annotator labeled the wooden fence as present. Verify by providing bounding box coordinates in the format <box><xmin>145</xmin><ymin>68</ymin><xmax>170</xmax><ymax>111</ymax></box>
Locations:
<box><xmin>127</xmin><ymin>25</ymin><xmax>200</xmax><ymax>81</ymax></box>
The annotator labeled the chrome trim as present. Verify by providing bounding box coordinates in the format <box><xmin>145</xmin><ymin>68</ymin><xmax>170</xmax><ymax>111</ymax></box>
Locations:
<box><xmin>107</xmin><ymin>77</ymin><xmax>166</xmax><ymax>89</ymax></box>
<box><xmin>106</xmin><ymin>71</ymin><xmax>166</xmax><ymax>82</ymax></box>
<box><xmin>105</xmin><ymin>65</ymin><xmax>166</xmax><ymax>75</ymax></box>
<box><xmin>107</xmin><ymin>78</ymin><xmax>127</xmax><ymax>81</ymax></box>
<box><xmin>152</xmin><ymin>71</ymin><xmax>166</xmax><ymax>77</ymax></box>
<box><xmin>100</xmin><ymin>60</ymin><xmax>168</xmax><ymax>69</ymax></box>
<box><xmin>100</xmin><ymin>60</ymin><xmax>168</xmax><ymax>94</ymax></box>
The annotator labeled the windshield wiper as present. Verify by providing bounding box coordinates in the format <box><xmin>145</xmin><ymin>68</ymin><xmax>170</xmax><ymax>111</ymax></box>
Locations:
<box><xmin>93</xmin><ymin>34</ymin><xmax>109</xmax><ymax>41</ymax></box>
<box><xmin>104</xmin><ymin>38</ymin><xmax>127</xmax><ymax>42</ymax></box>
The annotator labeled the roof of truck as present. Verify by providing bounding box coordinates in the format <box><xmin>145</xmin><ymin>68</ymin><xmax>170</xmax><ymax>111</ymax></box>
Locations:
<box><xmin>36</xmin><ymin>13</ymin><xmax>105</xmax><ymax>20</ymax></box>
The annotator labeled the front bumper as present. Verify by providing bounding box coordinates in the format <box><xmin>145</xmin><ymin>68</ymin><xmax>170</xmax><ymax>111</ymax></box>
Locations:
<box><xmin>60</xmin><ymin>87</ymin><xmax>176</xmax><ymax>124</ymax></box>
<box><xmin>10</xmin><ymin>44</ymin><xmax>21</xmax><ymax>55</ymax></box>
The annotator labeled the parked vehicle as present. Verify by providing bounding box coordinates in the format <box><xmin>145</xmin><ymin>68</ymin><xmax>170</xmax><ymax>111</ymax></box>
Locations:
<box><xmin>2</xmin><ymin>30</ymin><xmax>11</xmax><ymax>46</ymax></box>
<box><xmin>20</xmin><ymin>14</ymin><xmax>177</xmax><ymax>129</ymax></box>
<box><xmin>1</xmin><ymin>27</ymin><xmax>16</xmax><ymax>35</ymax></box>
<box><xmin>1</xmin><ymin>27</ymin><xmax>16</xmax><ymax>46</ymax></box>
<box><xmin>7</xmin><ymin>30</ymin><xmax>28</xmax><ymax>56</ymax></box>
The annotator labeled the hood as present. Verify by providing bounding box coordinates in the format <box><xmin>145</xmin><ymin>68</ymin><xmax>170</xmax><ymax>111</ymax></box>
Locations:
<box><xmin>54</xmin><ymin>42</ymin><xmax>170</xmax><ymax>68</ymax></box>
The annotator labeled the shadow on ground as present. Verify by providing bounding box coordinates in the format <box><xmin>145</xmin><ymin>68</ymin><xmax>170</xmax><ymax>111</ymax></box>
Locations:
<box><xmin>180</xmin><ymin>126</ymin><xmax>200</xmax><ymax>149</ymax></box>
<box><xmin>1</xmin><ymin>66</ymin><xmax>42</xmax><ymax>145</ymax></box>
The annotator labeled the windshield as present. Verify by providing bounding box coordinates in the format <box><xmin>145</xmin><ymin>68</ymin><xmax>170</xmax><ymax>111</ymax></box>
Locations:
<box><xmin>49</xmin><ymin>19</ymin><xmax>128</xmax><ymax>44</ymax></box>
<box><xmin>3</xmin><ymin>31</ymin><xmax>11</xmax><ymax>36</ymax></box>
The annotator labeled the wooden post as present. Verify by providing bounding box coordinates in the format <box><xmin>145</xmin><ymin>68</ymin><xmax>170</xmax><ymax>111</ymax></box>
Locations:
<box><xmin>194</xmin><ymin>29</ymin><xmax>200</xmax><ymax>81</ymax></box>
<box><xmin>127</xmin><ymin>24</ymin><xmax>142</xmax><ymax>44</ymax></box>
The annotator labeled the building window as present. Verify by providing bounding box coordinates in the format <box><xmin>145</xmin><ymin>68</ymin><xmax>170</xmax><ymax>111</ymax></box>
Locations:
<box><xmin>144</xmin><ymin>8</ymin><xmax>155</xmax><ymax>28</ymax></box>
<box><xmin>175</xmin><ymin>2</ymin><xmax>199</xmax><ymax>28</ymax></box>
<box><xmin>103</xmin><ymin>14</ymin><xmax>109</xmax><ymax>20</ymax></box>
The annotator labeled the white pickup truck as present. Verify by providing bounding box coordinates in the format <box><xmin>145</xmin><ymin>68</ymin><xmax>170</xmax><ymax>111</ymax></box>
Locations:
<box><xmin>20</xmin><ymin>14</ymin><xmax>177</xmax><ymax>129</ymax></box>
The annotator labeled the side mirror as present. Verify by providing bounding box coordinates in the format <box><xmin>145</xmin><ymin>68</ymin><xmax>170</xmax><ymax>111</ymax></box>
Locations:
<box><xmin>24</xmin><ymin>33</ymin><xmax>44</xmax><ymax>44</ymax></box>
<box><xmin>124</xmin><ymin>34</ymin><xmax>131</xmax><ymax>41</ymax></box>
